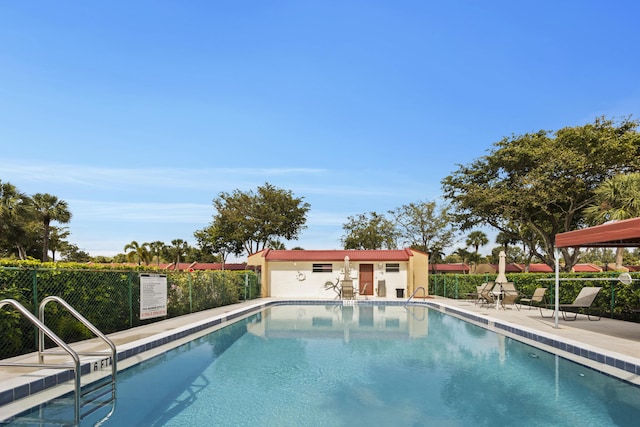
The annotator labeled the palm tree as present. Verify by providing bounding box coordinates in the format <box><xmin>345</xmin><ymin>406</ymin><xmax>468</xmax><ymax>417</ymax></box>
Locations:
<box><xmin>466</xmin><ymin>231</ymin><xmax>488</xmax><ymax>273</ymax></box>
<box><xmin>466</xmin><ymin>230</ymin><xmax>489</xmax><ymax>255</ymax></box>
<box><xmin>452</xmin><ymin>247</ymin><xmax>471</xmax><ymax>273</ymax></box>
<box><xmin>169</xmin><ymin>239</ymin><xmax>189</xmax><ymax>268</ymax></box>
<box><xmin>429</xmin><ymin>246</ymin><xmax>446</xmax><ymax>264</ymax></box>
<box><xmin>124</xmin><ymin>241</ymin><xmax>151</xmax><ymax>265</ymax></box>
<box><xmin>148</xmin><ymin>241</ymin><xmax>166</xmax><ymax>266</ymax></box>
<box><xmin>31</xmin><ymin>193</ymin><xmax>72</xmax><ymax>262</ymax></box>
<box><xmin>495</xmin><ymin>231</ymin><xmax>514</xmax><ymax>252</ymax></box>
<box><xmin>48</xmin><ymin>226</ymin><xmax>70</xmax><ymax>262</ymax></box>
<box><xmin>584</xmin><ymin>173</ymin><xmax>640</xmax><ymax>269</ymax></box>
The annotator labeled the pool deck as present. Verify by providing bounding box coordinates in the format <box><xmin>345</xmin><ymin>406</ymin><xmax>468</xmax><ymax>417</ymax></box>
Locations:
<box><xmin>2</xmin><ymin>296</ymin><xmax>640</xmax><ymax>420</ymax></box>
<box><xmin>435</xmin><ymin>296</ymin><xmax>640</xmax><ymax>359</ymax></box>
<box><xmin>431</xmin><ymin>296</ymin><xmax>640</xmax><ymax>383</ymax></box>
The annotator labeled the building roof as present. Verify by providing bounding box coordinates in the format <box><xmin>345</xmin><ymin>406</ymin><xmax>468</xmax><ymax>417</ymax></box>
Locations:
<box><xmin>555</xmin><ymin>217</ymin><xmax>640</xmax><ymax>248</ymax></box>
<box><xmin>255</xmin><ymin>248</ymin><xmax>418</xmax><ymax>262</ymax></box>
<box><xmin>525</xmin><ymin>263</ymin><xmax>554</xmax><ymax>273</ymax></box>
<box><xmin>165</xmin><ymin>262</ymin><xmax>248</xmax><ymax>271</ymax></box>
<box><xmin>502</xmin><ymin>263</ymin><xmax>523</xmax><ymax>273</ymax></box>
<box><xmin>430</xmin><ymin>263</ymin><xmax>470</xmax><ymax>272</ymax></box>
<box><xmin>572</xmin><ymin>263</ymin><xmax>603</xmax><ymax>273</ymax></box>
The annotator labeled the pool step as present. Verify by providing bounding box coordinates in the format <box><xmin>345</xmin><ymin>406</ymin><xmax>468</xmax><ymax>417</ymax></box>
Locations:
<box><xmin>80</xmin><ymin>377</ymin><xmax>116</xmax><ymax>418</ymax></box>
<box><xmin>3</xmin><ymin>379</ymin><xmax>116</xmax><ymax>425</ymax></box>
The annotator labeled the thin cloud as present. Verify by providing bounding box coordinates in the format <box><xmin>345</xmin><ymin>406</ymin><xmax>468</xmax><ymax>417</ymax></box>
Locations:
<box><xmin>1</xmin><ymin>159</ymin><xmax>329</xmax><ymax>191</ymax></box>
<box><xmin>69</xmin><ymin>200</ymin><xmax>212</xmax><ymax>223</ymax></box>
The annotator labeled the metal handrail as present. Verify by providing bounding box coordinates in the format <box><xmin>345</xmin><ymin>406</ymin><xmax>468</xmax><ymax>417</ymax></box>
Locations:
<box><xmin>406</xmin><ymin>286</ymin><xmax>427</xmax><ymax>304</ymax></box>
<box><xmin>360</xmin><ymin>282</ymin><xmax>371</xmax><ymax>299</ymax></box>
<box><xmin>0</xmin><ymin>299</ymin><xmax>82</xmax><ymax>423</ymax></box>
<box><xmin>39</xmin><ymin>296</ymin><xmax>118</xmax><ymax>382</ymax></box>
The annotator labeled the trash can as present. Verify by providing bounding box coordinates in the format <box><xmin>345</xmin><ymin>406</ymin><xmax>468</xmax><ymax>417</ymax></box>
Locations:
<box><xmin>378</xmin><ymin>280</ymin><xmax>386</xmax><ymax>297</ymax></box>
<box><xmin>396</xmin><ymin>288</ymin><xmax>405</xmax><ymax>298</ymax></box>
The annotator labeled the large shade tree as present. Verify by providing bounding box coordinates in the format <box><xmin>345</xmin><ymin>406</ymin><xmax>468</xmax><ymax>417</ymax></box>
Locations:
<box><xmin>388</xmin><ymin>200</ymin><xmax>456</xmax><ymax>255</ymax></box>
<box><xmin>209</xmin><ymin>182</ymin><xmax>310</xmax><ymax>255</ymax></box>
<box><xmin>31</xmin><ymin>193</ymin><xmax>72</xmax><ymax>262</ymax></box>
<box><xmin>442</xmin><ymin>116</ymin><xmax>640</xmax><ymax>271</ymax></box>
<box><xmin>341</xmin><ymin>212</ymin><xmax>398</xmax><ymax>250</ymax></box>
<box><xmin>194</xmin><ymin>223</ymin><xmax>241</xmax><ymax>264</ymax></box>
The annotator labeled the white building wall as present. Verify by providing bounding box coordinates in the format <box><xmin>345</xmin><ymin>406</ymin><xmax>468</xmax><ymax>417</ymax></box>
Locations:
<box><xmin>269</xmin><ymin>261</ymin><xmax>338</xmax><ymax>298</ymax></box>
<box><xmin>268</xmin><ymin>261</ymin><xmax>409</xmax><ymax>298</ymax></box>
<box><xmin>371</xmin><ymin>263</ymin><xmax>407</xmax><ymax>297</ymax></box>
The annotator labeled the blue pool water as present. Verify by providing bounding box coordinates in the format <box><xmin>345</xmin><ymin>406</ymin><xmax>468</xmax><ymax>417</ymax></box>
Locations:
<box><xmin>4</xmin><ymin>303</ymin><xmax>640</xmax><ymax>426</ymax></box>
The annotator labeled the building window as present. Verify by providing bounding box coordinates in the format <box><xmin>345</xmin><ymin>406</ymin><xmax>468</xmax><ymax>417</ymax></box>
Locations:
<box><xmin>385</xmin><ymin>263</ymin><xmax>400</xmax><ymax>273</ymax></box>
<box><xmin>312</xmin><ymin>263</ymin><xmax>333</xmax><ymax>273</ymax></box>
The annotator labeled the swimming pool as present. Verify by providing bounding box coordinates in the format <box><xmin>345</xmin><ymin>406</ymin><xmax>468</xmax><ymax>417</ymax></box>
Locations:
<box><xmin>3</xmin><ymin>302</ymin><xmax>640</xmax><ymax>426</ymax></box>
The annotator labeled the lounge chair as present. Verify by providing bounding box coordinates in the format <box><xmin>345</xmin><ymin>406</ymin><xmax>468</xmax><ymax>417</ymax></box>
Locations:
<box><xmin>519</xmin><ymin>287</ymin><xmax>547</xmax><ymax>310</ymax></box>
<box><xmin>539</xmin><ymin>287</ymin><xmax>602</xmax><ymax>321</ymax></box>
<box><xmin>478</xmin><ymin>282</ymin><xmax>495</xmax><ymax>306</ymax></box>
<box><xmin>471</xmin><ymin>282</ymin><xmax>489</xmax><ymax>304</ymax></box>
<box><xmin>465</xmin><ymin>283</ymin><xmax>485</xmax><ymax>302</ymax></box>
<box><xmin>499</xmin><ymin>282</ymin><xmax>520</xmax><ymax>310</ymax></box>
<box><xmin>341</xmin><ymin>281</ymin><xmax>355</xmax><ymax>299</ymax></box>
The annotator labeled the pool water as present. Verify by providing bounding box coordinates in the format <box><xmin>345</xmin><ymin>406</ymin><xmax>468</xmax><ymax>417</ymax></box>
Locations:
<box><xmin>4</xmin><ymin>304</ymin><xmax>640</xmax><ymax>426</ymax></box>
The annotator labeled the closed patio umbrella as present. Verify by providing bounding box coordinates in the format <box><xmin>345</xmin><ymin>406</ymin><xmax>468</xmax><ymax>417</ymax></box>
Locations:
<box><xmin>495</xmin><ymin>250</ymin><xmax>508</xmax><ymax>285</ymax></box>
<box><xmin>494</xmin><ymin>251</ymin><xmax>508</xmax><ymax>308</ymax></box>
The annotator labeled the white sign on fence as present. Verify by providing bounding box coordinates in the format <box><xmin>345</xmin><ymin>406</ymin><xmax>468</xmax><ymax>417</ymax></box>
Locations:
<box><xmin>140</xmin><ymin>273</ymin><xmax>167</xmax><ymax>320</ymax></box>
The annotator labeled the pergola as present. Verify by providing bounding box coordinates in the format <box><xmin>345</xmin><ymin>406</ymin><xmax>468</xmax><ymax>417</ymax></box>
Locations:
<box><xmin>552</xmin><ymin>217</ymin><xmax>640</xmax><ymax>327</ymax></box>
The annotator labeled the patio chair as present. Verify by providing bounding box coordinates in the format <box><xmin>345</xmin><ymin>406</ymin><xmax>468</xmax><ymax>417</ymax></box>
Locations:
<box><xmin>519</xmin><ymin>287</ymin><xmax>547</xmax><ymax>310</ymax></box>
<box><xmin>341</xmin><ymin>281</ymin><xmax>355</xmax><ymax>299</ymax></box>
<box><xmin>499</xmin><ymin>282</ymin><xmax>520</xmax><ymax>310</ymax></box>
<box><xmin>478</xmin><ymin>282</ymin><xmax>495</xmax><ymax>306</ymax></box>
<box><xmin>539</xmin><ymin>287</ymin><xmax>602</xmax><ymax>321</ymax></box>
<box><xmin>464</xmin><ymin>283</ymin><xmax>483</xmax><ymax>301</ymax></box>
<box><xmin>470</xmin><ymin>282</ymin><xmax>488</xmax><ymax>303</ymax></box>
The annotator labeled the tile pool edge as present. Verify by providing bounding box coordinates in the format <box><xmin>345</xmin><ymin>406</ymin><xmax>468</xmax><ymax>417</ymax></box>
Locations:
<box><xmin>0</xmin><ymin>300</ymin><xmax>274</xmax><ymax>413</ymax></box>
<box><xmin>3</xmin><ymin>297</ymin><xmax>639</xmax><ymax>418</ymax></box>
<box><xmin>429</xmin><ymin>300</ymin><xmax>640</xmax><ymax>386</ymax></box>
<box><xmin>0</xmin><ymin>299</ymin><xmax>368</xmax><ymax>413</ymax></box>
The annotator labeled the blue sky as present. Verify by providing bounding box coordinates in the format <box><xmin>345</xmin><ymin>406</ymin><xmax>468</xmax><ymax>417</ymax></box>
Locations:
<box><xmin>1</xmin><ymin>1</ymin><xmax>639</xmax><ymax>259</ymax></box>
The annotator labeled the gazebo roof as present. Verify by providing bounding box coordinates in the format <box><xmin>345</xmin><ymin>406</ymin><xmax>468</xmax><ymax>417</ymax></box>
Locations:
<box><xmin>555</xmin><ymin>217</ymin><xmax>640</xmax><ymax>248</ymax></box>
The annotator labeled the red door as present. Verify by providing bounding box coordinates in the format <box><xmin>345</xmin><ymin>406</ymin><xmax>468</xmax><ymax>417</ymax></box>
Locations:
<box><xmin>359</xmin><ymin>264</ymin><xmax>374</xmax><ymax>295</ymax></box>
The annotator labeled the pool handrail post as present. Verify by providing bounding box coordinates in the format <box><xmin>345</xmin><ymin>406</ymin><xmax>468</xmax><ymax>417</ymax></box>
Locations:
<box><xmin>406</xmin><ymin>286</ymin><xmax>426</xmax><ymax>304</ymax></box>
<box><xmin>554</xmin><ymin>248</ymin><xmax>560</xmax><ymax>328</ymax></box>
<box><xmin>39</xmin><ymin>295</ymin><xmax>118</xmax><ymax>381</ymax></box>
<box><xmin>0</xmin><ymin>298</ymin><xmax>82</xmax><ymax>424</ymax></box>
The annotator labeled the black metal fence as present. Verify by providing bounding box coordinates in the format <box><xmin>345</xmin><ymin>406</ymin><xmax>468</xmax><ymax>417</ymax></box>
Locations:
<box><xmin>0</xmin><ymin>267</ymin><xmax>260</xmax><ymax>359</ymax></box>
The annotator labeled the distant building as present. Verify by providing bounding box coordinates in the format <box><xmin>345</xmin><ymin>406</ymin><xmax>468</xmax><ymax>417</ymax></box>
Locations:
<box><xmin>430</xmin><ymin>263</ymin><xmax>469</xmax><ymax>274</ymax></box>
<box><xmin>571</xmin><ymin>263</ymin><xmax>603</xmax><ymax>273</ymax></box>
<box><xmin>164</xmin><ymin>262</ymin><xmax>248</xmax><ymax>271</ymax></box>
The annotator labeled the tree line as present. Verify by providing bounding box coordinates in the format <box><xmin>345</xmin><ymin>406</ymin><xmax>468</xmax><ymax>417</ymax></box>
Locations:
<box><xmin>2</xmin><ymin>116</ymin><xmax>639</xmax><ymax>270</ymax></box>
<box><xmin>0</xmin><ymin>183</ymin><xmax>75</xmax><ymax>261</ymax></box>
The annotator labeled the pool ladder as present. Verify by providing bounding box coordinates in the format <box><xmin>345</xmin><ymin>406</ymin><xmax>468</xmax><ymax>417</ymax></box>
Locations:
<box><xmin>0</xmin><ymin>297</ymin><xmax>117</xmax><ymax>425</ymax></box>
<box><xmin>406</xmin><ymin>286</ymin><xmax>427</xmax><ymax>304</ymax></box>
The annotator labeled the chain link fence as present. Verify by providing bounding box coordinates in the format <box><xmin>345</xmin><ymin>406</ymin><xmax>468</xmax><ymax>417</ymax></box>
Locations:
<box><xmin>0</xmin><ymin>267</ymin><xmax>260</xmax><ymax>359</ymax></box>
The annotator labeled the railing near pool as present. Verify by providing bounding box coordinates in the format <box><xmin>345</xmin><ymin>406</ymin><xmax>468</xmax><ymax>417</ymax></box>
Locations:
<box><xmin>406</xmin><ymin>286</ymin><xmax>427</xmax><ymax>304</ymax></box>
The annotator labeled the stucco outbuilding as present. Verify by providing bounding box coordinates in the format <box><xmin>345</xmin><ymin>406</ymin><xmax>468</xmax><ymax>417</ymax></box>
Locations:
<box><xmin>247</xmin><ymin>248</ymin><xmax>429</xmax><ymax>299</ymax></box>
